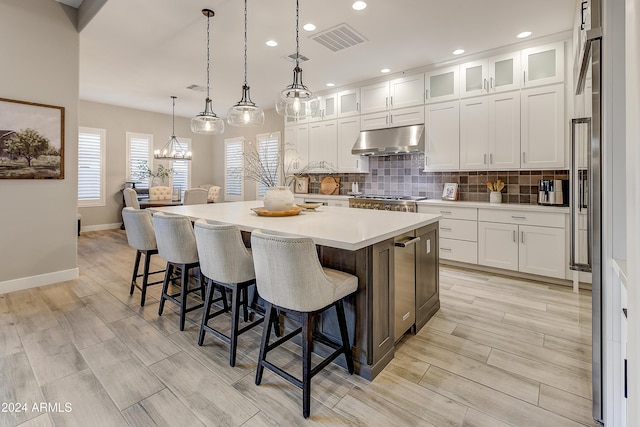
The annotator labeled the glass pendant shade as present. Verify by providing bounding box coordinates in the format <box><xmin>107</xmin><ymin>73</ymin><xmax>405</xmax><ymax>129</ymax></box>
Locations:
<box><xmin>155</xmin><ymin>96</ymin><xmax>192</xmax><ymax>160</ymax></box>
<box><xmin>228</xmin><ymin>85</ymin><xmax>265</xmax><ymax>126</ymax></box>
<box><xmin>191</xmin><ymin>97</ymin><xmax>225</xmax><ymax>134</ymax></box>
<box><xmin>276</xmin><ymin>66</ymin><xmax>319</xmax><ymax>118</ymax></box>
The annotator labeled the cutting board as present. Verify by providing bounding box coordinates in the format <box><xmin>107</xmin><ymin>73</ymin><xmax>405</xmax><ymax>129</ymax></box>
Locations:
<box><xmin>320</xmin><ymin>176</ymin><xmax>340</xmax><ymax>195</ymax></box>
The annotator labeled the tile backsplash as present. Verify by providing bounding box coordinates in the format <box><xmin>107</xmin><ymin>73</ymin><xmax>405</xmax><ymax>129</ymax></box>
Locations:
<box><xmin>304</xmin><ymin>154</ymin><xmax>569</xmax><ymax>205</ymax></box>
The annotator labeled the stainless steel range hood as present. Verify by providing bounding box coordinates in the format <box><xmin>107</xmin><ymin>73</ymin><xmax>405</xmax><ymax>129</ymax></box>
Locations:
<box><xmin>351</xmin><ymin>124</ymin><xmax>425</xmax><ymax>156</ymax></box>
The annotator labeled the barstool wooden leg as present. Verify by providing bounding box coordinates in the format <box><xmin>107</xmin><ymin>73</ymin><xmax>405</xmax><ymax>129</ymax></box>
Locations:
<box><xmin>242</xmin><ymin>287</ymin><xmax>249</xmax><ymax>322</ymax></box>
<box><xmin>158</xmin><ymin>263</ymin><xmax>173</xmax><ymax>316</ymax></box>
<box><xmin>335</xmin><ymin>300</ymin><xmax>354</xmax><ymax>374</ymax></box>
<box><xmin>302</xmin><ymin>312</ymin><xmax>313</xmax><ymax>418</ymax></box>
<box><xmin>130</xmin><ymin>250</ymin><xmax>142</xmax><ymax>295</ymax></box>
<box><xmin>230</xmin><ymin>286</ymin><xmax>242</xmax><ymax>367</ymax></box>
<box><xmin>256</xmin><ymin>302</ymin><xmax>274</xmax><ymax>385</ymax></box>
<box><xmin>198</xmin><ymin>278</ymin><xmax>215</xmax><ymax>346</ymax></box>
<box><xmin>140</xmin><ymin>251</ymin><xmax>152</xmax><ymax>307</ymax></box>
<box><xmin>179</xmin><ymin>265</ymin><xmax>189</xmax><ymax>331</ymax></box>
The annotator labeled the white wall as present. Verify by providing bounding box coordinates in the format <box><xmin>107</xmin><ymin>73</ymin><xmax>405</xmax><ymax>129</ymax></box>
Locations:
<box><xmin>0</xmin><ymin>0</ymin><xmax>79</xmax><ymax>290</ymax></box>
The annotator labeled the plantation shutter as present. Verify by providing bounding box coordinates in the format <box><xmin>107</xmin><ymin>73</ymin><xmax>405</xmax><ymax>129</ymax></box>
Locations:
<box><xmin>256</xmin><ymin>132</ymin><xmax>281</xmax><ymax>197</ymax></box>
<box><xmin>78</xmin><ymin>127</ymin><xmax>105</xmax><ymax>207</ymax></box>
<box><xmin>225</xmin><ymin>137</ymin><xmax>244</xmax><ymax>201</ymax></box>
<box><xmin>127</xmin><ymin>133</ymin><xmax>152</xmax><ymax>189</ymax></box>
<box><xmin>171</xmin><ymin>138</ymin><xmax>191</xmax><ymax>195</ymax></box>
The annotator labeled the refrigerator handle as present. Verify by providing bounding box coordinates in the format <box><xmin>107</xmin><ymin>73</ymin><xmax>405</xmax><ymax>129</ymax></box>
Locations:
<box><xmin>570</xmin><ymin>118</ymin><xmax>592</xmax><ymax>272</ymax></box>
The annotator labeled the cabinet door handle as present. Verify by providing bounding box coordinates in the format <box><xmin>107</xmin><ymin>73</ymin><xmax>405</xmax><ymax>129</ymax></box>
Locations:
<box><xmin>386</xmin><ymin>97</ymin><xmax>389</xmax><ymax>108</ymax></box>
<box><xmin>439</xmin><ymin>210</ymin><xmax>452</xmax><ymax>215</ymax></box>
<box><xmin>440</xmin><ymin>227</ymin><xmax>452</xmax><ymax>231</ymax></box>
<box><xmin>490</xmin><ymin>77</ymin><xmax>494</xmax><ymax>89</ymax></box>
<box><xmin>425</xmin><ymin>89</ymin><xmax>429</xmax><ymax>100</ymax></box>
<box><xmin>484</xmin><ymin>79</ymin><xmax>488</xmax><ymax>92</ymax></box>
<box><xmin>521</xmin><ymin>231</ymin><xmax>525</xmax><ymax>244</ymax></box>
<box><xmin>511</xmin><ymin>215</ymin><xmax>527</xmax><ymax>220</ymax></box>
<box><xmin>356</xmin><ymin>102</ymin><xmax>360</xmax><ymax>112</ymax></box>
<box><xmin>390</xmin><ymin>96</ymin><xmax>393</xmax><ymax>106</ymax></box>
<box><xmin>441</xmin><ymin>247</ymin><xmax>452</xmax><ymax>252</ymax></box>
<box><xmin>484</xmin><ymin>154</ymin><xmax>487</xmax><ymax>165</ymax></box>
<box><xmin>490</xmin><ymin>153</ymin><xmax>493</xmax><ymax>164</ymax></box>
<box><xmin>513</xmin><ymin>230</ymin><xmax>516</xmax><ymax>242</ymax></box>
<box><xmin>523</xmin><ymin>70</ymin><xmax>526</xmax><ymax>86</ymax></box>
<box><xmin>522</xmin><ymin>152</ymin><xmax>526</xmax><ymax>164</ymax></box>
<box><xmin>385</xmin><ymin>116</ymin><xmax>388</xmax><ymax>125</ymax></box>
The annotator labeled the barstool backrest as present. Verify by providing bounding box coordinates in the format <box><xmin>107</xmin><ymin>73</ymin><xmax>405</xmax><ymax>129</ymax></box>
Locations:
<box><xmin>152</xmin><ymin>212</ymin><xmax>198</xmax><ymax>264</ymax></box>
<box><xmin>194</xmin><ymin>219</ymin><xmax>255</xmax><ymax>284</ymax></box>
<box><xmin>123</xmin><ymin>188</ymin><xmax>140</xmax><ymax>209</ymax></box>
<box><xmin>122</xmin><ymin>208</ymin><xmax>156</xmax><ymax>251</ymax></box>
<box><xmin>251</xmin><ymin>229</ymin><xmax>335</xmax><ymax>312</ymax></box>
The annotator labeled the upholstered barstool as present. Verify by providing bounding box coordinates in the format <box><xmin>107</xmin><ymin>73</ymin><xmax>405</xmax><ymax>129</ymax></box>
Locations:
<box><xmin>123</xmin><ymin>188</ymin><xmax>140</xmax><ymax>209</ymax></box>
<box><xmin>206</xmin><ymin>186</ymin><xmax>221</xmax><ymax>203</ymax></box>
<box><xmin>121</xmin><ymin>208</ymin><xmax>165</xmax><ymax>306</ymax></box>
<box><xmin>183</xmin><ymin>188</ymin><xmax>208</xmax><ymax>205</ymax></box>
<box><xmin>152</xmin><ymin>212</ymin><xmax>205</xmax><ymax>331</ymax></box>
<box><xmin>193</xmin><ymin>219</ymin><xmax>269</xmax><ymax>366</ymax></box>
<box><xmin>250</xmin><ymin>229</ymin><xmax>358</xmax><ymax>418</ymax></box>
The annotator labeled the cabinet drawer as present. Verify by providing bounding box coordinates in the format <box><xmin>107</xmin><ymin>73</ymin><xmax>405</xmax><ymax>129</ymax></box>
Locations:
<box><xmin>478</xmin><ymin>209</ymin><xmax>564</xmax><ymax>228</ymax></box>
<box><xmin>438</xmin><ymin>219</ymin><xmax>477</xmax><ymax>242</ymax></box>
<box><xmin>418</xmin><ymin>205</ymin><xmax>478</xmax><ymax>221</ymax></box>
<box><xmin>439</xmin><ymin>238</ymin><xmax>477</xmax><ymax>264</ymax></box>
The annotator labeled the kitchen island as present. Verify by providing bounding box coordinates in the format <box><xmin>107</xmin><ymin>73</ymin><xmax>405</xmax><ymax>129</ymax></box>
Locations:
<box><xmin>150</xmin><ymin>201</ymin><xmax>441</xmax><ymax>379</ymax></box>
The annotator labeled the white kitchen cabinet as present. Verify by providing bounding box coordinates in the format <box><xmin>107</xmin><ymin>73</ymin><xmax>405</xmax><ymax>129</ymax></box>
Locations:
<box><xmin>425</xmin><ymin>66</ymin><xmax>459</xmax><ymax>104</ymax></box>
<box><xmin>283</xmin><ymin>123</ymin><xmax>309</xmax><ymax>172</ymax></box>
<box><xmin>390</xmin><ymin>74</ymin><xmax>425</xmax><ymax>109</ymax></box>
<box><xmin>338</xmin><ymin>88</ymin><xmax>360</xmax><ymax>117</ymax></box>
<box><xmin>284</xmin><ymin>114</ymin><xmax>308</xmax><ymax>126</ymax></box>
<box><xmin>360</xmin><ymin>106</ymin><xmax>424</xmax><ymax>131</ymax></box>
<box><xmin>308</xmin><ymin>120</ymin><xmax>337</xmax><ymax>171</ymax></box>
<box><xmin>521</xmin><ymin>41</ymin><xmax>565</xmax><ymax>88</ymax></box>
<box><xmin>418</xmin><ymin>205</ymin><xmax>478</xmax><ymax>264</ymax></box>
<box><xmin>460</xmin><ymin>52</ymin><xmax>521</xmax><ymax>98</ymax></box>
<box><xmin>424</xmin><ymin>100</ymin><xmax>459</xmax><ymax>171</ymax></box>
<box><xmin>460</xmin><ymin>91</ymin><xmax>521</xmax><ymax>170</ymax></box>
<box><xmin>521</xmin><ymin>83</ymin><xmax>565</xmax><ymax>169</ymax></box>
<box><xmin>460</xmin><ymin>60</ymin><xmax>489</xmax><ymax>98</ymax></box>
<box><xmin>360</xmin><ymin>81</ymin><xmax>389</xmax><ymax>115</ymax></box>
<box><xmin>478</xmin><ymin>208</ymin><xmax>566</xmax><ymax>279</ymax></box>
<box><xmin>309</xmin><ymin>93</ymin><xmax>337</xmax><ymax>122</ymax></box>
<box><xmin>337</xmin><ymin>117</ymin><xmax>368</xmax><ymax>172</ymax></box>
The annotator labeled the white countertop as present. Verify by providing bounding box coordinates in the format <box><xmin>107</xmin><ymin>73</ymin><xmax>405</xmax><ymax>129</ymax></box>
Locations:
<box><xmin>149</xmin><ymin>200</ymin><xmax>441</xmax><ymax>251</ymax></box>
<box><xmin>417</xmin><ymin>199</ymin><xmax>570</xmax><ymax>214</ymax></box>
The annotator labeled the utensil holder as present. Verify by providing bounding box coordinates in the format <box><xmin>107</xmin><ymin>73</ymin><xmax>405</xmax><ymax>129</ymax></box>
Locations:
<box><xmin>490</xmin><ymin>191</ymin><xmax>502</xmax><ymax>204</ymax></box>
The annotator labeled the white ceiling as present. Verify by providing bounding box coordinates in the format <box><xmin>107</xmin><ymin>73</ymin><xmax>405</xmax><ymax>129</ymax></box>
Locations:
<box><xmin>77</xmin><ymin>0</ymin><xmax>576</xmax><ymax>119</ymax></box>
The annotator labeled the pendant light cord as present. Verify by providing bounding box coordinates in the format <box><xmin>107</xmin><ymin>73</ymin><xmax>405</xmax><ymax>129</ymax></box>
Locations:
<box><xmin>171</xmin><ymin>96</ymin><xmax>176</xmax><ymax>136</ymax></box>
<box><xmin>295</xmin><ymin>0</ymin><xmax>300</xmax><ymax>68</ymax></box>
<box><xmin>243</xmin><ymin>0</ymin><xmax>248</xmax><ymax>85</ymax></box>
<box><xmin>206</xmin><ymin>13</ymin><xmax>211</xmax><ymax>99</ymax></box>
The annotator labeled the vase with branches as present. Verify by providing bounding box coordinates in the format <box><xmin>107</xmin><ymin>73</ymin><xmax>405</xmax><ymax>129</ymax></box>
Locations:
<box><xmin>135</xmin><ymin>160</ymin><xmax>174</xmax><ymax>187</ymax></box>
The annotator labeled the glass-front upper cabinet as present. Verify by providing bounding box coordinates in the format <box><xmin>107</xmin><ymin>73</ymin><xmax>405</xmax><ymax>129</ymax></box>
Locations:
<box><xmin>460</xmin><ymin>52</ymin><xmax>521</xmax><ymax>98</ymax></box>
<box><xmin>425</xmin><ymin>66</ymin><xmax>459</xmax><ymax>104</ymax></box>
<box><xmin>521</xmin><ymin>41</ymin><xmax>565</xmax><ymax>87</ymax></box>
<box><xmin>337</xmin><ymin>88</ymin><xmax>360</xmax><ymax>117</ymax></box>
<box><xmin>309</xmin><ymin>93</ymin><xmax>337</xmax><ymax>122</ymax></box>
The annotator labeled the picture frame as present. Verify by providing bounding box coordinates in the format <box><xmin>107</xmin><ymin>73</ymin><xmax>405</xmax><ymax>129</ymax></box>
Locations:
<box><xmin>442</xmin><ymin>182</ymin><xmax>459</xmax><ymax>201</ymax></box>
<box><xmin>294</xmin><ymin>176</ymin><xmax>309</xmax><ymax>194</ymax></box>
<box><xmin>0</xmin><ymin>97</ymin><xmax>65</xmax><ymax>179</ymax></box>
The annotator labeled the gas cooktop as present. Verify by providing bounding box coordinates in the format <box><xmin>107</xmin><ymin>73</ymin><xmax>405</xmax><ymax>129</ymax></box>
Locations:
<box><xmin>351</xmin><ymin>194</ymin><xmax>427</xmax><ymax>201</ymax></box>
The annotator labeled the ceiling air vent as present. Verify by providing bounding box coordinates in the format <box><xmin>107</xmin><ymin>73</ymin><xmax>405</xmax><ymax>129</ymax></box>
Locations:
<box><xmin>285</xmin><ymin>53</ymin><xmax>310</xmax><ymax>63</ymax></box>
<box><xmin>311</xmin><ymin>23</ymin><xmax>367</xmax><ymax>52</ymax></box>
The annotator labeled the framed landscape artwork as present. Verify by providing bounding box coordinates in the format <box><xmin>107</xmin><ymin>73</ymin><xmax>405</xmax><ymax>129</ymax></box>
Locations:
<box><xmin>0</xmin><ymin>97</ymin><xmax>65</xmax><ymax>179</ymax></box>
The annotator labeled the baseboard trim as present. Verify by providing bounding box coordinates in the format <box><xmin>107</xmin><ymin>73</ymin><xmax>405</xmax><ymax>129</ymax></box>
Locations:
<box><xmin>81</xmin><ymin>223</ymin><xmax>122</xmax><ymax>232</ymax></box>
<box><xmin>0</xmin><ymin>268</ymin><xmax>79</xmax><ymax>295</ymax></box>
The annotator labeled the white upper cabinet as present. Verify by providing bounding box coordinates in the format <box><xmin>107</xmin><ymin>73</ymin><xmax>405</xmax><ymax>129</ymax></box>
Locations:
<box><xmin>425</xmin><ymin>66</ymin><xmax>459</xmax><ymax>104</ymax></box>
<box><xmin>284</xmin><ymin>123</ymin><xmax>309</xmax><ymax>172</ymax></box>
<box><xmin>309</xmin><ymin>93</ymin><xmax>338</xmax><ymax>122</ymax></box>
<box><xmin>361</xmin><ymin>106</ymin><xmax>424</xmax><ymax>131</ymax></box>
<box><xmin>424</xmin><ymin>100</ymin><xmax>460</xmax><ymax>171</ymax></box>
<box><xmin>459</xmin><ymin>97</ymin><xmax>489</xmax><ymax>169</ymax></box>
<box><xmin>360</xmin><ymin>81</ymin><xmax>390</xmax><ymax>115</ymax></box>
<box><xmin>337</xmin><ymin>88</ymin><xmax>360</xmax><ymax>117</ymax></box>
<box><xmin>389</xmin><ymin>74</ymin><xmax>425</xmax><ymax>109</ymax></box>
<box><xmin>521</xmin><ymin>83</ymin><xmax>565</xmax><ymax>169</ymax></box>
<box><xmin>521</xmin><ymin>41</ymin><xmax>565</xmax><ymax>88</ymax></box>
<box><xmin>308</xmin><ymin>120</ymin><xmax>338</xmax><ymax>170</ymax></box>
<box><xmin>337</xmin><ymin>117</ymin><xmax>368</xmax><ymax>172</ymax></box>
<box><xmin>460</xmin><ymin>52</ymin><xmax>521</xmax><ymax>98</ymax></box>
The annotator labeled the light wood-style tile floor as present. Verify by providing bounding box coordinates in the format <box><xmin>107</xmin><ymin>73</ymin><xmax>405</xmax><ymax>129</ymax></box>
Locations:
<box><xmin>0</xmin><ymin>230</ymin><xmax>597</xmax><ymax>426</ymax></box>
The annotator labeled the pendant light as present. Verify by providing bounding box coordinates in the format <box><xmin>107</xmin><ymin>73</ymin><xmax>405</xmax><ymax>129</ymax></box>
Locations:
<box><xmin>227</xmin><ymin>0</ymin><xmax>265</xmax><ymax>127</ymax></box>
<box><xmin>155</xmin><ymin>96</ymin><xmax>192</xmax><ymax>160</ymax></box>
<box><xmin>191</xmin><ymin>9</ymin><xmax>225</xmax><ymax>135</ymax></box>
<box><xmin>275</xmin><ymin>0</ymin><xmax>319</xmax><ymax>118</ymax></box>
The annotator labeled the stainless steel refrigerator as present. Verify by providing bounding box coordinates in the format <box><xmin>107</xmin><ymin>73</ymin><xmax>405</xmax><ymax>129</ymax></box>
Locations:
<box><xmin>571</xmin><ymin>0</ymin><xmax>603</xmax><ymax>423</ymax></box>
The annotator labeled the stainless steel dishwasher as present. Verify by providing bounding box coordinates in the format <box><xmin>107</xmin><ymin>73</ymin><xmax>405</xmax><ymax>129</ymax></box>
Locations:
<box><xmin>394</xmin><ymin>231</ymin><xmax>420</xmax><ymax>342</ymax></box>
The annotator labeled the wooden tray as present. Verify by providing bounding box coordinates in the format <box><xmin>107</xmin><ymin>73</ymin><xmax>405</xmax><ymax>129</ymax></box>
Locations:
<box><xmin>251</xmin><ymin>206</ymin><xmax>303</xmax><ymax>217</ymax></box>
<box><xmin>320</xmin><ymin>176</ymin><xmax>340</xmax><ymax>195</ymax></box>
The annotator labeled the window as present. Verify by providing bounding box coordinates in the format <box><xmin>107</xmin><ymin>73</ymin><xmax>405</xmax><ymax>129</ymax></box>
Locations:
<box><xmin>78</xmin><ymin>127</ymin><xmax>106</xmax><ymax>207</ymax></box>
<box><xmin>171</xmin><ymin>137</ymin><xmax>191</xmax><ymax>196</ymax></box>
<box><xmin>126</xmin><ymin>132</ymin><xmax>153</xmax><ymax>188</ymax></box>
<box><xmin>225</xmin><ymin>137</ymin><xmax>244</xmax><ymax>201</ymax></box>
<box><xmin>255</xmin><ymin>132</ymin><xmax>281</xmax><ymax>198</ymax></box>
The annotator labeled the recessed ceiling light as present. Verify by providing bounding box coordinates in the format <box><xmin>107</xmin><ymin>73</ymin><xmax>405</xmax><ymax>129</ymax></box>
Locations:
<box><xmin>266</xmin><ymin>40</ymin><xmax>278</xmax><ymax>47</ymax></box>
<box><xmin>381</xmin><ymin>68</ymin><xmax>391</xmax><ymax>73</ymax></box>
<box><xmin>303</xmin><ymin>23</ymin><xmax>316</xmax><ymax>31</ymax></box>
<box><xmin>453</xmin><ymin>49</ymin><xmax>465</xmax><ymax>55</ymax></box>
<box><xmin>326</xmin><ymin>82</ymin><xmax>335</xmax><ymax>87</ymax></box>
<box><xmin>517</xmin><ymin>31</ymin><xmax>532</xmax><ymax>39</ymax></box>
<box><xmin>352</xmin><ymin>1</ymin><xmax>367</xmax><ymax>11</ymax></box>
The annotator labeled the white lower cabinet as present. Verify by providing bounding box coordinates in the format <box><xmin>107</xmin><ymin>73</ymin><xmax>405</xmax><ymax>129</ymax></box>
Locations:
<box><xmin>478</xmin><ymin>208</ymin><xmax>566</xmax><ymax>279</ymax></box>
<box><xmin>418</xmin><ymin>205</ymin><xmax>477</xmax><ymax>264</ymax></box>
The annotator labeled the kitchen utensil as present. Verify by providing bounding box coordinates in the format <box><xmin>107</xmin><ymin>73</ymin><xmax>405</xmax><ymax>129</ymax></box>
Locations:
<box><xmin>320</xmin><ymin>176</ymin><xmax>340</xmax><ymax>195</ymax></box>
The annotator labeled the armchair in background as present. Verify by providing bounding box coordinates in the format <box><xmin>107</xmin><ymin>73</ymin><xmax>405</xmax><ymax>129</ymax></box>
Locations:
<box><xmin>149</xmin><ymin>186</ymin><xmax>172</xmax><ymax>200</ymax></box>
